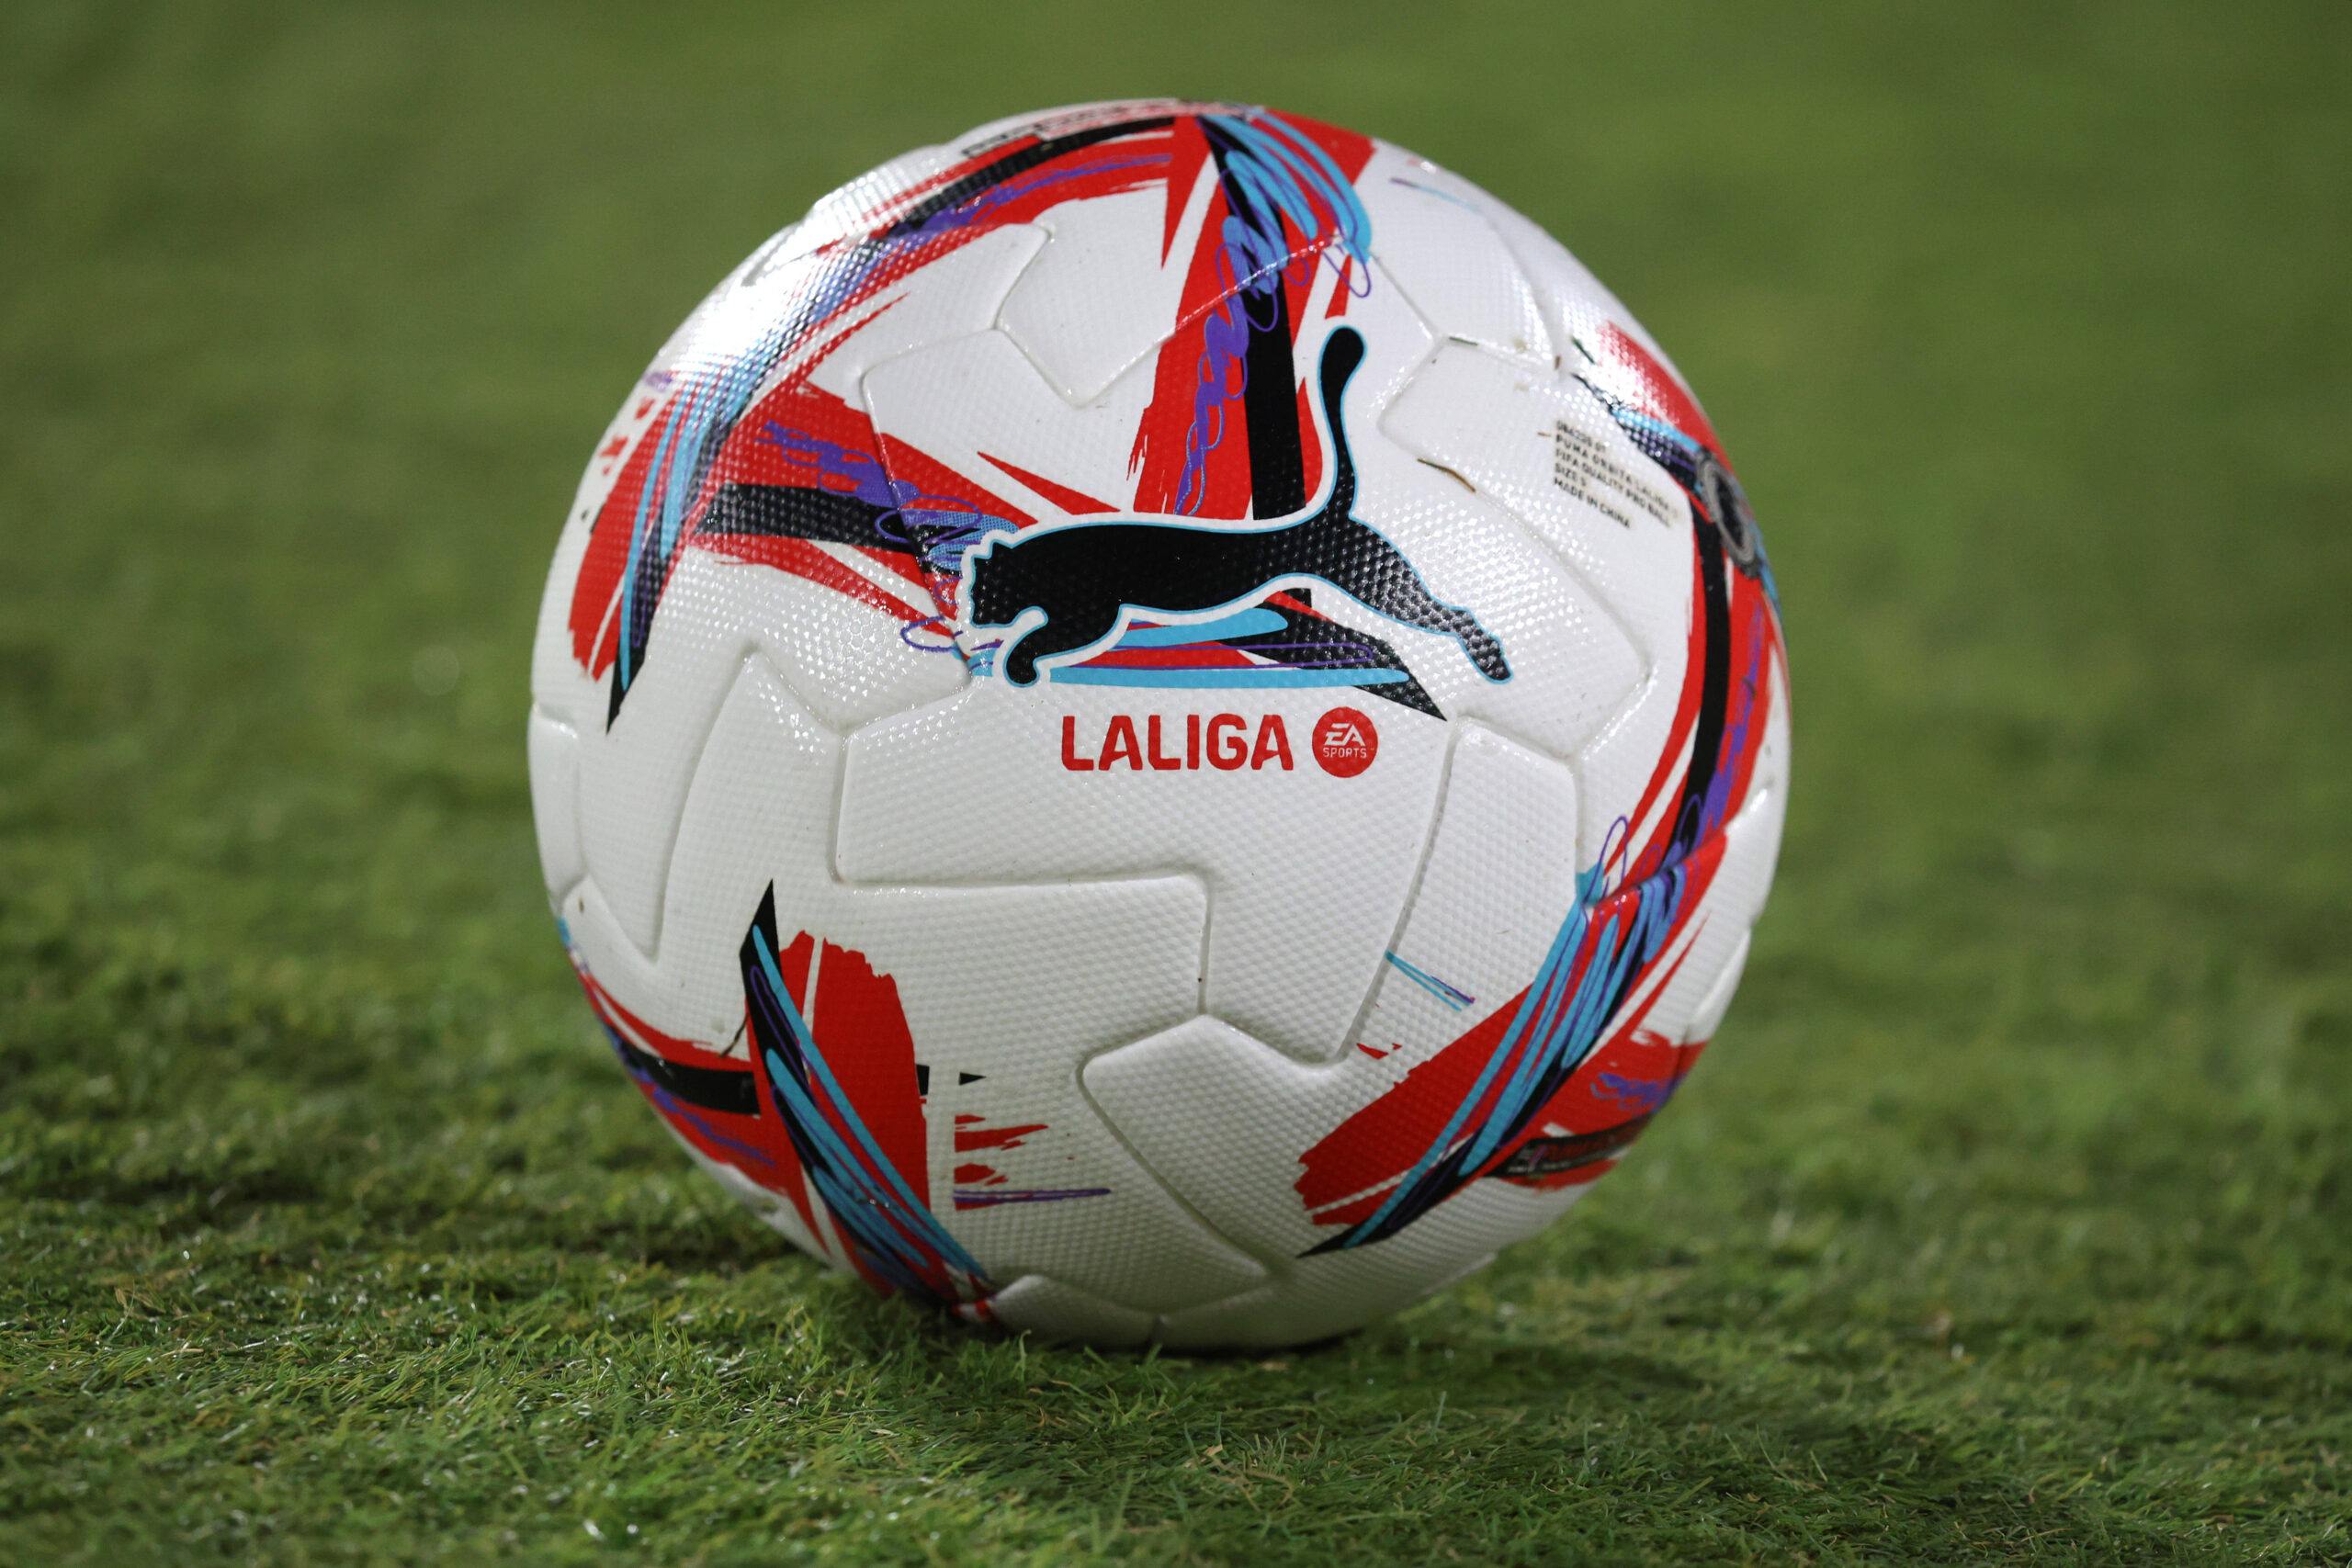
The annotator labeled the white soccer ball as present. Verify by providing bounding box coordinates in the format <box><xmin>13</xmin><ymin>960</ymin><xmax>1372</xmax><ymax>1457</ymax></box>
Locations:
<box><xmin>527</xmin><ymin>100</ymin><xmax>1789</xmax><ymax>1348</ymax></box>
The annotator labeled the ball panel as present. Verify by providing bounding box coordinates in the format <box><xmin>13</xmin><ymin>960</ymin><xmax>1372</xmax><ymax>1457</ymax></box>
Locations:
<box><xmin>526</xmin><ymin>707</ymin><xmax>584</xmax><ymax>901</ymax></box>
<box><xmin>1381</xmin><ymin>344</ymin><xmax>1693</xmax><ymax>661</ymax></box>
<box><xmin>571</xmin><ymin>554</ymin><xmax>970</xmax><ymax>961</ymax></box>
<box><xmin>859</xmin><ymin>328</ymin><xmax>1160</xmax><ymax>523</ymax></box>
<box><xmin>1081</xmin><ymin>728</ymin><xmax>1585</xmax><ymax>1280</ymax></box>
<box><xmin>1381</xmin><ymin>342</ymin><xmax>1705</xmax><ymax>856</ymax></box>
<box><xmin>1361</xmin><ymin>726</ymin><xmax>1584</xmax><ymax>1049</ymax></box>
<box><xmin>1681</xmin><ymin>931</ymin><xmax>1752</xmax><ymax>1049</ymax></box>
<box><xmin>1085</xmin><ymin>1016</ymin><xmax>1584</xmax><ymax>1346</ymax></box>
<box><xmin>1351</xmin><ymin>390</ymin><xmax>1645</xmax><ymax>760</ymax></box>
<box><xmin>556</xmin><ymin>873</ymin><xmax>721</xmax><ymax>1060</ymax></box>
<box><xmin>1314</xmin><ymin>260</ymin><xmax>1441</xmax><ymax>435</ymax></box>
<box><xmin>878</xmin><ymin>243</ymin><xmax>1423</xmax><ymax>530</ymax></box>
<box><xmin>786</xmin><ymin>223</ymin><xmax>1046</xmax><ymax>408</ymax></box>
<box><xmin>541</xmin><ymin>214</ymin><xmax>1039</xmax><ymax>752</ymax></box>
<box><xmin>996</xmin><ymin>183</ymin><xmax>1211</xmax><ymax>405</ymax></box>
<box><xmin>988</xmin><ymin>1274</ymin><xmax>1156</xmax><ymax>1348</ymax></box>
<box><xmin>595</xmin><ymin>649</ymin><xmax>838</xmax><ymax>1044</ymax></box>
<box><xmin>573</xmin><ymin>558</ymin><xmax>761</xmax><ymax>956</ymax></box>
<box><xmin>1360</xmin><ymin>146</ymin><xmax>1554</xmax><ymax>367</ymax></box>
<box><xmin>722</xmin><ymin>567</ymin><xmax>967</xmax><ymax>737</ymax></box>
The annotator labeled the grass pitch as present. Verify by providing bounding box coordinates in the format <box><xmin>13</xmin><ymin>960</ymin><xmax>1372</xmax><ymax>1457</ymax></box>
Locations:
<box><xmin>4</xmin><ymin>2</ymin><xmax>2349</xmax><ymax>1562</ymax></box>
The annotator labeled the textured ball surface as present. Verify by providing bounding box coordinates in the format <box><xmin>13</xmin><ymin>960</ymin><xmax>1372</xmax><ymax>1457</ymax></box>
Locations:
<box><xmin>527</xmin><ymin>100</ymin><xmax>1789</xmax><ymax>1348</ymax></box>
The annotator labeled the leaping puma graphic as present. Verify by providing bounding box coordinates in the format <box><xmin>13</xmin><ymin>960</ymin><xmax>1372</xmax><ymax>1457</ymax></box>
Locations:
<box><xmin>958</xmin><ymin>327</ymin><xmax>1511</xmax><ymax>689</ymax></box>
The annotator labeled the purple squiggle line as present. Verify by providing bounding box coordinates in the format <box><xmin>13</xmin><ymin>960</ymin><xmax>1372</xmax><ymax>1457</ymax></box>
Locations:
<box><xmin>919</xmin><ymin>152</ymin><xmax>1170</xmax><ymax>235</ymax></box>
<box><xmin>1174</xmin><ymin>248</ymin><xmax>1252</xmax><ymax>515</ymax></box>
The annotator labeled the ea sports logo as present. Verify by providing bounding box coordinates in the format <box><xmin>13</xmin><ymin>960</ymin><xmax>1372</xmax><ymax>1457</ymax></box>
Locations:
<box><xmin>1312</xmin><ymin>706</ymin><xmax>1379</xmax><ymax>778</ymax></box>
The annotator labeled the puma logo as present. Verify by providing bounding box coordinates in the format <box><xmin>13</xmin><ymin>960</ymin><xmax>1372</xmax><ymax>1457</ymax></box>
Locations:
<box><xmin>959</xmin><ymin>327</ymin><xmax>1512</xmax><ymax>689</ymax></box>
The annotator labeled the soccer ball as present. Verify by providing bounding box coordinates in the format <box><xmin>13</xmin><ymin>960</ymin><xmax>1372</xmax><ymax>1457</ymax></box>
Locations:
<box><xmin>527</xmin><ymin>100</ymin><xmax>1788</xmax><ymax>1348</ymax></box>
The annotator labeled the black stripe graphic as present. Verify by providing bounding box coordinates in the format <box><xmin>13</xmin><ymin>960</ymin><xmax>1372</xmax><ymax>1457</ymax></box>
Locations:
<box><xmin>612</xmin><ymin>1036</ymin><xmax>758</xmax><ymax>1117</ymax></box>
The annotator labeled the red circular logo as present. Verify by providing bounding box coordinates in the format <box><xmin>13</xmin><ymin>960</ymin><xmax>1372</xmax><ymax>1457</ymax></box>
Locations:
<box><xmin>1311</xmin><ymin>706</ymin><xmax>1379</xmax><ymax>777</ymax></box>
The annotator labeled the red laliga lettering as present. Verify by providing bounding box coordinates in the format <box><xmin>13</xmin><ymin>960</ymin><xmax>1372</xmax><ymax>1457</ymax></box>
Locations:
<box><xmin>1252</xmin><ymin>715</ymin><xmax>1295</xmax><ymax>771</ymax></box>
<box><xmin>1098</xmin><ymin>716</ymin><xmax>1143</xmax><ymax>771</ymax></box>
<box><xmin>1061</xmin><ymin>712</ymin><xmax>1320</xmax><ymax>774</ymax></box>
<box><xmin>1147</xmin><ymin>715</ymin><xmax>1183</xmax><ymax>771</ymax></box>
<box><xmin>1206</xmin><ymin>714</ymin><xmax>1248</xmax><ymax>770</ymax></box>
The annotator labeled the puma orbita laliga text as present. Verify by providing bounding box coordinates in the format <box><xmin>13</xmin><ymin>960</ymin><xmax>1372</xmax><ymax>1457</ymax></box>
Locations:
<box><xmin>527</xmin><ymin>101</ymin><xmax>1789</xmax><ymax>1348</ymax></box>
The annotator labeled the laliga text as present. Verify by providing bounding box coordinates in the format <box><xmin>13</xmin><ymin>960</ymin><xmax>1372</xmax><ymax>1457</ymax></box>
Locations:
<box><xmin>1060</xmin><ymin>707</ymin><xmax>1380</xmax><ymax>779</ymax></box>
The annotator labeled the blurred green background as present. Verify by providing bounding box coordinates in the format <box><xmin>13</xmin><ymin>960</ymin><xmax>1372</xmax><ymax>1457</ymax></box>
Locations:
<box><xmin>3</xmin><ymin>2</ymin><xmax>2347</xmax><ymax>1562</ymax></box>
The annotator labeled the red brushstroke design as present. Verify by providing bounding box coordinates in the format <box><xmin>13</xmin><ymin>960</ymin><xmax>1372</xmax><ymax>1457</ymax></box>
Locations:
<box><xmin>565</xmin><ymin>943</ymin><xmax>816</xmax><ymax>1239</ymax></box>
<box><xmin>1125</xmin><ymin>117</ymin><xmax>1374</xmax><ymax>519</ymax></box>
<box><xmin>978</xmin><ymin>452</ymin><xmax>1117</xmax><ymax>515</ymax></box>
<box><xmin>566</xmin><ymin>112</ymin><xmax>1176</xmax><ymax>679</ymax></box>
<box><xmin>771</xmin><ymin>931</ymin><xmax>932</xmax><ymax>1281</ymax></box>
<box><xmin>952</xmin><ymin>1115</ymin><xmax>1049</xmax><ymax>1154</ymax></box>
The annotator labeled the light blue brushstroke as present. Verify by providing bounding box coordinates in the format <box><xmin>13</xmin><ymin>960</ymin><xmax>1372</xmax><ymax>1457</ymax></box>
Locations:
<box><xmin>1049</xmin><ymin>666</ymin><xmax>1406</xmax><ymax>688</ymax></box>
<box><xmin>749</xmin><ymin>926</ymin><xmax>986</xmax><ymax>1287</ymax></box>
<box><xmin>1383</xmin><ymin>952</ymin><xmax>1475</xmax><ymax>1011</ymax></box>
<box><xmin>1112</xmin><ymin>609</ymin><xmax>1286</xmax><ymax>649</ymax></box>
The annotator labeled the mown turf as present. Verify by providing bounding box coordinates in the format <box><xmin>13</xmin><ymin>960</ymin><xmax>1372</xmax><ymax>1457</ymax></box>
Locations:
<box><xmin>3</xmin><ymin>2</ymin><xmax>2348</xmax><ymax>1562</ymax></box>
